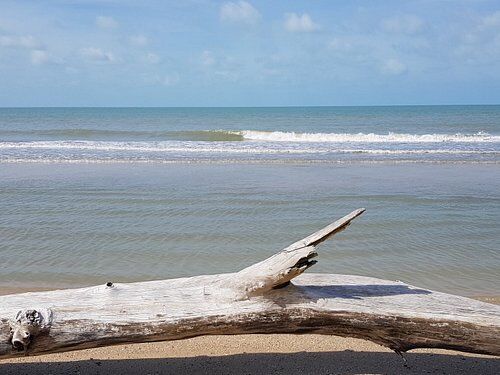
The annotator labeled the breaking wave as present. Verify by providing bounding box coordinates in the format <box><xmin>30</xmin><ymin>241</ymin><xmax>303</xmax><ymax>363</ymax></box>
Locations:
<box><xmin>1</xmin><ymin>129</ymin><xmax>498</xmax><ymax>163</ymax></box>
<box><xmin>2</xmin><ymin>129</ymin><xmax>499</xmax><ymax>143</ymax></box>
<box><xmin>236</xmin><ymin>130</ymin><xmax>500</xmax><ymax>143</ymax></box>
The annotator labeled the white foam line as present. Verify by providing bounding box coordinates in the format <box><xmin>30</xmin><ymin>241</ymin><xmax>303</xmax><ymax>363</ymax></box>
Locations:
<box><xmin>239</xmin><ymin>130</ymin><xmax>500</xmax><ymax>143</ymax></box>
<box><xmin>1</xmin><ymin>158</ymin><xmax>498</xmax><ymax>166</ymax></box>
<box><xmin>0</xmin><ymin>141</ymin><xmax>498</xmax><ymax>155</ymax></box>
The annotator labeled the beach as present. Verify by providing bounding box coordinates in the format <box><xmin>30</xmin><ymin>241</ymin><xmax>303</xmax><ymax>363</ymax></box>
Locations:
<box><xmin>0</xmin><ymin>106</ymin><xmax>499</xmax><ymax>373</ymax></box>
<box><xmin>1</xmin><ymin>334</ymin><xmax>499</xmax><ymax>374</ymax></box>
<box><xmin>2</xmin><ymin>0</ymin><xmax>500</xmax><ymax>371</ymax></box>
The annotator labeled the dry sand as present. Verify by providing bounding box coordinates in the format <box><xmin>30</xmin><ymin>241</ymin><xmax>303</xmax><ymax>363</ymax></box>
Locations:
<box><xmin>0</xmin><ymin>334</ymin><xmax>499</xmax><ymax>375</ymax></box>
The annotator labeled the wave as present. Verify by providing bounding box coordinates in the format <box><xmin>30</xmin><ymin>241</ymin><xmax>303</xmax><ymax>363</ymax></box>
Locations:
<box><xmin>3</xmin><ymin>159</ymin><xmax>497</xmax><ymax>166</ymax></box>
<box><xmin>0</xmin><ymin>129</ymin><xmax>244</xmax><ymax>141</ymax></box>
<box><xmin>0</xmin><ymin>141</ymin><xmax>498</xmax><ymax>155</ymax></box>
<box><xmin>236</xmin><ymin>130</ymin><xmax>500</xmax><ymax>143</ymax></box>
<box><xmin>2</xmin><ymin>129</ymin><xmax>499</xmax><ymax>143</ymax></box>
<box><xmin>0</xmin><ymin>140</ymin><xmax>276</xmax><ymax>153</ymax></box>
<box><xmin>1</xmin><ymin>140</ymin><xmax>498</xmax><ymax>164</ymax></box>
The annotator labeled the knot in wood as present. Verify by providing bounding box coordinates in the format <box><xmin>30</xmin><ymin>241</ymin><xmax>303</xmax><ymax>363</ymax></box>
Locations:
<box><xmin>9</xmin><ymin>308</ymin><xmax>52</xmax><ymax>353</ymax></box>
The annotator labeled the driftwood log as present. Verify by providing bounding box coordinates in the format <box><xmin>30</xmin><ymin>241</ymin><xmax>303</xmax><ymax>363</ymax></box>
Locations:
<box><xmin>1</xmin><ymin>208</ymin><xmax>499</xmax><ymax>359</ymax></box>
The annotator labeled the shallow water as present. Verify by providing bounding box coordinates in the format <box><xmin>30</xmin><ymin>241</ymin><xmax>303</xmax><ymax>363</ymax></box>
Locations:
<box><xmin>1</xmin><ymin>106</ymin><xmax>499</xmax><ymax>296</ymax></box>
<box><xmin>0</xmin><ymin>162</ymin><xmax>498</xmax><ymax>297</ymax></box>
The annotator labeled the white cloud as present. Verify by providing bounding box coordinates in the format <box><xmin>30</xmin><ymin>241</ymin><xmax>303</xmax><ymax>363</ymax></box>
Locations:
<box><xmin>482</xmin><ymin>11</ymin><xmax>500</xmax><ymax>28</ymax></box>
<box><xmin>30</xmin><ymin>50</ymin><xmax>49</xmax><ymax>65</ymax></box>
<box><xmin>0</xmin><ymin>35</ymin><xmax>40</xmax><ymax>49</ymax></box>
<box><xmin>382</xmin><ymin>15</ymin><xmax>424</xmax><ymax>34</ymax></box>
<box><xmin>284</xmin><ymin>13</ymin><xmax>320</xmax><ymax>33</ymax></box>
<box><xmin>80</xmin><ymin>47</ymin><xmax>115</xmax><ymax>62</ymax></box>
<box><xmin>96</xmin><ymin>16</ymin><xmax>118</xmax><ymax>29</ymax></box>
<box><xmin>149</xmin><ymin>73</ymin><xmax>179</xmax><ymax>86</ymax></box>
<box><xmin>130</xmin><ymin>35</ymin><xmax>148</xmax><ymax>47</ymax></box>
<box><xmin>453</xmin><ymin>10</ymin><xmax>500</xmax><ymax>65</ymax></box>
<box><xmin>329</xmin><ymin>37</ymin><xmax>353</xmax><ymax>51</ymax></box>
<box><xmin>214</xmin><ymin>70</ymin><xmax>239</xmax><ymax>81</ymax></box>
<box><xmin>381</xmin><ymin>58</ymin><xmax>407</xmax><ymax>75</ymax></box>
<box><xmin>220</xmin><ymin>1</ymin><xmax>261</xmax><ymax>25</ymax></box>
<box><xmin>146</xmin><ymin>52</ymin><xmax>160</xmax><ymax>64</ymax></box>
<box><xmin>163</xmin><ymin>74</ymin><xmax>179</xmax><ymax>86</ymax></box>
<box><xmin>201</xmin><ymin>50</ymin><xmax>215</xmax><ymax>66</ymax></box>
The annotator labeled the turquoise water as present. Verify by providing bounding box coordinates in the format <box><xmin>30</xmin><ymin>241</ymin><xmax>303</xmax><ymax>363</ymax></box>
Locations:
<box><xmin>0</xmin><ymin>106</ymin><xmax>499</xmax><ymax>296</ymax></box>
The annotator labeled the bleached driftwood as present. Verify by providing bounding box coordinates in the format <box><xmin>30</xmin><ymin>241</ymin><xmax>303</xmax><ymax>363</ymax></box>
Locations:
<box><xmin>0</xmin><ymin>208</ymin><xmax>499</xmax><ymax>359</ymax></box>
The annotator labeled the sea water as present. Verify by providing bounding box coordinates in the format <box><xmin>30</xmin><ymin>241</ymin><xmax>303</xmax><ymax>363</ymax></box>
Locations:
<box><xmin>0</xmin><ymin>106</ymin><xmax>498</xmax><ymax>296</ymax></box>
<box><xmin>0</xmin><ymin>106</ymin><xmax>499</xmax><ymax>163</ymax></box>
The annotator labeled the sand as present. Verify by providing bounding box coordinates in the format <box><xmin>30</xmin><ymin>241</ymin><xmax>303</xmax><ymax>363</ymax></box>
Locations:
<box><xmin>0</xmin><ymin>334</ymin><xmax>499</xmax><ymax>375</ymax></box>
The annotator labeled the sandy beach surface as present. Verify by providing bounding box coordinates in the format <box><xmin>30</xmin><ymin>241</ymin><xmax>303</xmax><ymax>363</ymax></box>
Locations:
<box><xmin>1</xmin><ymin>334</ymin><xmax>499</xmax><ymax>375</ymax></box>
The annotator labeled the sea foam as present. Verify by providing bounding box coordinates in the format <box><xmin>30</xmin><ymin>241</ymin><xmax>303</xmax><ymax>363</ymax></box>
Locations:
<box><xmin>237</xmin><ymin>130</ymin><xmax>499</xmax><ymax>143</ymax></box>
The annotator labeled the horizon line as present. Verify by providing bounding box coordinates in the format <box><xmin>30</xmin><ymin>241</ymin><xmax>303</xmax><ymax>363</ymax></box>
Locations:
<box><xmin>1</xmin><ymin>103</ymin><xmax>499</xmax><ymax>109</ymax></box>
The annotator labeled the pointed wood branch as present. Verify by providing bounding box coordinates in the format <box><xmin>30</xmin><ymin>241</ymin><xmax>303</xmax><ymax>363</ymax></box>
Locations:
<box><xmin>0</xmin><ymin>208</ymin><xmax>499</xmax><ymax>359</ymax></box>
<box><xmin>234</xmin><ymin>208</ymin><xmax>365</xmax><ymax>297</ymax></box>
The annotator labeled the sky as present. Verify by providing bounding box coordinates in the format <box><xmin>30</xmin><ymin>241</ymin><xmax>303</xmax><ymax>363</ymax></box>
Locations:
<box><xmin>0</xmin><ymin>0</ymin><xmax>500</xmax><ymax>107</ymax></box>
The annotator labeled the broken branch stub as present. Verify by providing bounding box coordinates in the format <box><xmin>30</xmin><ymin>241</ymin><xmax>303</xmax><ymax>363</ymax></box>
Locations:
<box><xmin>8</xmin><ymin>308</ymin><xmax>52</xmax><ymax>352</ymax></box>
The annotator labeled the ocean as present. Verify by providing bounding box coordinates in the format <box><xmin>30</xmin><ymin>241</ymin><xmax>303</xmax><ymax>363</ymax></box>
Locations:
<box><xmin>0</xmin><ymin>106</ymin><xmax>499</xmax><ymax>163</ymax></box>
<box><xmin>0</xmin><ymin>106</ymin><xmax>498</xmax><ymax>297</ymax></box>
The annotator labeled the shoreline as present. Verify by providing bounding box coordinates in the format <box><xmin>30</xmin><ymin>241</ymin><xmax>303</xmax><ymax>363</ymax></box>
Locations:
<box><xmin>1</xmin><ymin>159</ymin><xmax>499</xmax><ymax>165</ymax></box>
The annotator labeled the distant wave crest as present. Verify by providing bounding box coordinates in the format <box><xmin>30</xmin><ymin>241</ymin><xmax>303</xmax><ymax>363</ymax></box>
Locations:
<box><xmin>236</xmin><ymin>130</ymin><xmax>499</xmax><ymax>143</ymax></box>
<box><xmin>2</xmin><ymin>129</ymin><xmax>498</xmax><ymax>143</ymax></box>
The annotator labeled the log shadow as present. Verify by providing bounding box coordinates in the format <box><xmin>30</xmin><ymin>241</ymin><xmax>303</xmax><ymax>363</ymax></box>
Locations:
<box><xmin>299</xmin><ymin>284</ymin><xmax>432</xmax><ymax>299</ymax></box>
<box><xmin>268</xmin><ymin>283</ymin><xmax>432</xmax><ymax>305</ymax></box>
<box><xmin>1</xmin><ymin>351</ymin><xmax>498</xmax><ymax>375</ymax></box>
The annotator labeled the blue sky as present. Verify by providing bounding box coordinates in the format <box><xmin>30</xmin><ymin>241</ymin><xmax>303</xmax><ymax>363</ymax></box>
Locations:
<box><xmin>1</xmin><ymin>0</ymin><xmax>500</xmax><ymax>106</ymax></box>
